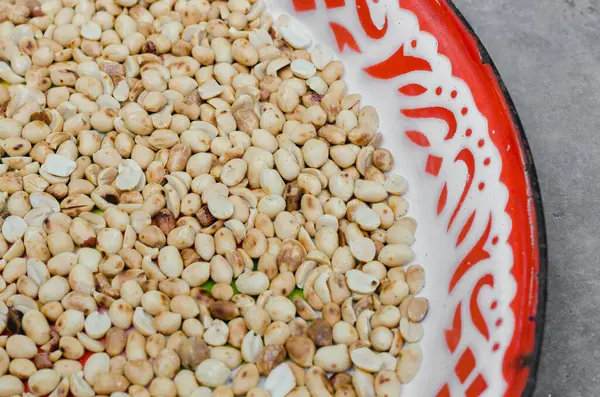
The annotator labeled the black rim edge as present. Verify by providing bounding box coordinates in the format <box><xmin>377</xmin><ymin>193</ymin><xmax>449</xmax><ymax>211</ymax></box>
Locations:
<box><xmin>442</xmin><ymin>1</ymin><xmax>548</xmax><ymax>396</ymax></box>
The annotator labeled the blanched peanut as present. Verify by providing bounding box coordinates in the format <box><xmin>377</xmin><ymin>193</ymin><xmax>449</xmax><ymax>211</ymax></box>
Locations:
<box><xmin>233</xmin><ymin>363</ymin><xmax>260</xmax><ymax>395</ymax></box>
<box><xmin>350</xmin><ymin>348</ymin><xmax>382</xmax><ymax>373</ymax></box>
<box><xmin>406</xmin><ymin>265</ymin><xmax>425</xmax><ymax>294</ymax></box>
<box><xmin>256</xmin><ymin>344</ymin><xmax>286</xmax><ymax>376</ymax></box>
<box><xmin>243</xmin><ymin>306</ymin><xmax>271</xmax><ymax>336</ymax></box>
<box><xmin>6</xmin><ymin>335</ymin><xmax>37</xmax><ymax>359</ymax></box>
<box><xmin>174</xmin><ymin>369</ymin><xmax>199</xmax><ymax>397</ymax></box>
<box><xmin>243</xmin><ymin>229</ymin><xmax>268</xmax><ymax>258</ymax></box>
<box><xmin>178</xmin><ymin>338</ymin><xmax>209</xmax><ymax>370</ymax></box>
<box><xmin>84</xmin><ymin>353</ymin><xmax>110</xmax><ymax>386</ymax></box>
<box><xmin>203</xmin><ymin>319</ymin><xmax>230</xmax><ymax>347</ymax></box>
<box><xmin>306</xmin><ymin>366</ymin><xmax>334</xmax><ymax>397</ymax></box>
<box><xmin>264</xmin><ymin>321</ymin><xmax>291</xmax><ymax>346</ymax></box>
<box><xmin>396</xmin><ymin>343</ymin><xmax>422</xmax><ymax>383</ymax></box>
<box><xmin>236</xmin><ymin>272</ymin><xmax>270</xmax><ymax>296</ymax></box>
<box><xmin>378</xmin><ymin>244</ymin><xmax>414</xmax><ymax>267</ymax></box>
<box><xmin>22</xmin><ymin>310</ymin><xmax>51</xmax><ymax>345</ymax></box>
<box><xmin>274</xmin><ymin>149</ymin><xmax>300</xmax><ymax>181</ymax></box>
<box><xmin>9</xmin><ymin>358</ymin><xmax>36</xmax><ymax>379</ymax></box>
<box><xmin>286</xmin><ymin>336</ymin><xmax>315</xmax><ymax>368</ymax></box>
<box><xmin>195</xmin><ymin>359</ymin><xmax>231</xmax><ymax>387</ymax></box>
<box><xmin>111</xmin><ymin>355</ymin><xmax>128</xmax><ymax>374</ymax></box>
<box><xmin>263</xmin><ymin>363</ymin><xmax>296</xmax><ymax>397</ymax></box>
<box><xmin>379</xmin><ymin>279</ymin><xmax>409</xmax><ymax>306</ymax></box>
<box><xmin>93</xmin><ymin>372</ymin><xmax>130</xmax><ymax>394</ymax></box>
<box><xmin>0</xmin><ymin>375</ymin><xmax>24</xmax><ymax>397</ymax></box>
<box><xmin>352</xmin><ymin>369</ymin><xmax>375</xmax><ymax>397</ymax></box>
<box><xmin>332</xmin><ymin>321</ymin><xmax>359</xmax><ymax>346</ymax></box>
<box><xmin>314</xmin><ymin>344</ymin><xmax>351</xmax><ymax>373</ymax></box>
<box><xmin>153</xmin><ymin>348</ymin><xmax>181</xmax><ymax>378</ymax></box>
<box><xmin>370</xmin><ymin>327</ymin><xmax>393</xmax><ymax>351</ymax></box>
<box><xmin>124</xmin><ymin>359</ymin><xmax>154</xmax><ymax>387</ymax></box>
<box><xmin>265</xmin><ymin>296</ymin><xmax>296</xmax><ymax>322</ymax></box>
<box><xmin>210</xmin><ymin>346</ymin><xmax>242</xmax><ymax>370</ymax></box>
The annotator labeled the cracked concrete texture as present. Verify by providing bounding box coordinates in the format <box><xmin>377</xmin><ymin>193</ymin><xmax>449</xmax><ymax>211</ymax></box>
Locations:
<box><xmin>451</xmin><ymin>0</ymin><xmax>600</xmax><ymax>395</ymax></box>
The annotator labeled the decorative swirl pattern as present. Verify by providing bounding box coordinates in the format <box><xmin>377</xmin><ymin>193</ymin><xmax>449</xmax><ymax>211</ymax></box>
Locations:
<box><xmin>356</xmin><ymin>0</ymin><xmax>388</xmax><ymax>39</ymax></box>
<box><xmin>329</xmin><ymin>22</ymin><xmax>362</xmax><ymax>53</ymax></box>
<box><xmin>401</xmin><ymin>107</ymin><xmax>457</xmax><ymax>141</ymax></box>
<box><xmin>364</xmin><ymin>45</ymin><xmax>432</xmax><ymax>79</ymax></box>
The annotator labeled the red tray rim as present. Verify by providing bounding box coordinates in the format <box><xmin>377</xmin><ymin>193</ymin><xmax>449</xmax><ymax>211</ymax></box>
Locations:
<box><xmin>440</xmin><ymin>1</ymin><xmax>547</xmax><ymax>395</ymax></box>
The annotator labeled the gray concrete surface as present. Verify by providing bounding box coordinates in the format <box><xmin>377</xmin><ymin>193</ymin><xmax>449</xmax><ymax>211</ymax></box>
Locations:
<box><xmin>450</xmin><ymin>0</ymin><xmax>600</xmax><ymax>395</ymax></box>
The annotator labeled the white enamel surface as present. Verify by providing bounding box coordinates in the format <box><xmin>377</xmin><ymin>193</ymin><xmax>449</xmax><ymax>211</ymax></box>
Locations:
<box><xmin>268</xmin><ymin>1</ymin><xmax>516</xmax><ymax>395</ymax></box>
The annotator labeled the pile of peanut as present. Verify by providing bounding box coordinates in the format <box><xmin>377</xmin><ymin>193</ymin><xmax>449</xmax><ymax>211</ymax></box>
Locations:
<box><xmin>0</xmin><ymin>0</ymin><xmax>427</xmax><ymax>396</ymax></box>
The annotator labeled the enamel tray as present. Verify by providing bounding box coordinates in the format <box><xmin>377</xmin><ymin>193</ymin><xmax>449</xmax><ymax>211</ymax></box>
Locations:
<box><xmin>270</xmin><ymin>0</ymin><xmax>547</xmax><ymax>395</ymax></box>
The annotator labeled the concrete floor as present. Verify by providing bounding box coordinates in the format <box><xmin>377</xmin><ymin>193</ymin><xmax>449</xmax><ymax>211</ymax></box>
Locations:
<box><xmin>450</xmin><ymin>0</ymin><xmax>600</xmax><ymax>395</ymax></box>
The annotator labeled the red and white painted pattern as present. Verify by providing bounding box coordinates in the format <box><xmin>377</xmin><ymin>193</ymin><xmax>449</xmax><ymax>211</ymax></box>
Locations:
<box><xmin>269</xmin><ymin>1</ymin><xmax>542</xmax><ymax>396</ymax></box>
